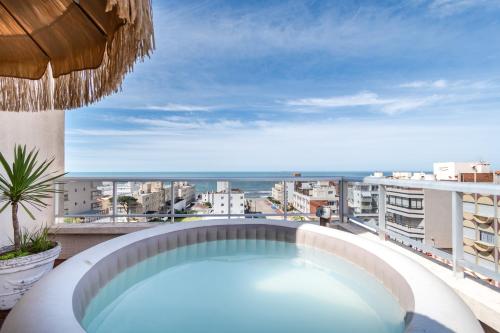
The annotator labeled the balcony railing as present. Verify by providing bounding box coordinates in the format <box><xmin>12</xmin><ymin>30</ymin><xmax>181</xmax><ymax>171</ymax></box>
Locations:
<box><xmin>55</xmin><ymin>176</ymin><xmax>346</xmax><ymax>223</ymax></box>
<box><xmin>54</xmin><ymin>175</ymin><xmax>500</xmax><ymax>285</ymax></box>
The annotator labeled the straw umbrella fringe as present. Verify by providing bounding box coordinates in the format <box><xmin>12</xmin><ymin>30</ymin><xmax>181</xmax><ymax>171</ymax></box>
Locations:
<box><xmin>0</xmin><ymin>0</ymin><xmax>155</xmax><ymax>112</ymax></box>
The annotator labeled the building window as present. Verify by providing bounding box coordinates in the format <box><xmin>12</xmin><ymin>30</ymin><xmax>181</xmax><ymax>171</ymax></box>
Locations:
<box><xmin>480</xmin><ymin>231</ymin><xmax>495</xmax><ymax>244</ymax></box>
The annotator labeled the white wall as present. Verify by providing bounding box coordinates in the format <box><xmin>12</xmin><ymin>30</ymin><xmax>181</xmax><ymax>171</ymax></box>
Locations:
<box><xmin>0</xmin><ymin>111</ymin><xmax>65</xmax><ymax>246</ymax></box>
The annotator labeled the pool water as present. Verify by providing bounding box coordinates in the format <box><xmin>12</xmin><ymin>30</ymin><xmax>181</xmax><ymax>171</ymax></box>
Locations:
<box><xmin>82</xmin><ymin>239</ymin><xmax>405</xmax><ymax>333</ymax></box>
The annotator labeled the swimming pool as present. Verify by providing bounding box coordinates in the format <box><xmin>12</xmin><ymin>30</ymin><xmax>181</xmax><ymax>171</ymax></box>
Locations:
<box><xmin>82</xmin><ymin>239</ymin><xmax>405</xmax><ymax>333</ymax></box>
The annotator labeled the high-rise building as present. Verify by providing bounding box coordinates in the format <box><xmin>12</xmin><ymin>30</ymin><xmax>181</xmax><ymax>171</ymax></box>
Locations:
<box><xmin>384</xmin><ymin>172</ymin><xmax>452</xmax><ymax>248</ymax></box>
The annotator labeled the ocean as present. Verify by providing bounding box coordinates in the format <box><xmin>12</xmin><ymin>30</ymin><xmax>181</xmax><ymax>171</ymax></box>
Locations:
<box><xmin>68</xmin><ymin>171</ymin><xmax>376</xmax><ymax>198</ymax></box>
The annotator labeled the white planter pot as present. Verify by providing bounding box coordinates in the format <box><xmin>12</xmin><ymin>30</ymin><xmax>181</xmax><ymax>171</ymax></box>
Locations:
<box><xmin>0</xmin><ymin>243</ymin><xmax>61</xmax><ymax>310</ymax></box>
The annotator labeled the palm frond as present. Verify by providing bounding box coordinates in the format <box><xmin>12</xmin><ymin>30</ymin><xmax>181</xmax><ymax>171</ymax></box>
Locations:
<box><xmin>0</xmin><ymin>144</ymin><xmax>67</xmax><ymax>220</ymax></box>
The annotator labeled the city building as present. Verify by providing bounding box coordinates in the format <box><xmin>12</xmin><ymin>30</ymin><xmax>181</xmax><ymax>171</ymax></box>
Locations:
<box><xmin>348</xmin><ymin>182</ymin><xmax>379</xmax><ymax>222</ymax></box>
<box><xmin>292</xmin><ymin>181</ymin><xmax>338</xmax><ymax>215</ymax></box>
<box><xmin>135</xmin><ymin>182</ymin><xmax>166</xmax><ymax>214</ymax></box>
<box><xmin>463</xmin><ymin>193</ymin><xmax>498</xmax><ymax>271</ymax></box>
<box><xmin>63</xmin><ymin>181</ymin><xmax>103</xmax><ymax>217</ymax></box>
<box><xmin>201</xmin><ymin>181</ymin><xmax>246</xmax><ymax>215</ymax></box>
<box><xmin>433</xmin><ymin>161</ymin><xmax>500</xmax><ymax>271</ymax></box>
<box><xmin>99</xmin><ymin>182</ymin><xmax>141</xmax><ymax>196</ymax></box>
<box><xmin>271</xmin><ymin>181</ymin><xmax>294</xmax><ymax>203</ymax></box>
<box><xmin>384</xmin><ymin>172</ymin><xmax>452</xmax><ymax>249</ymax></box>
<box><xmin>434</xmin><ymin>161</ymin><xmax>491</xmax><ymax>181</ymax></box>
<box><xmin>175</xmin><ymin>182</ymin><xmax>196</xmax><ymax>206</ymax></box>
<box><xmin>385</xmin><ymin>163</ymin><xmax>498</xmax><ymax>251</ymax></box>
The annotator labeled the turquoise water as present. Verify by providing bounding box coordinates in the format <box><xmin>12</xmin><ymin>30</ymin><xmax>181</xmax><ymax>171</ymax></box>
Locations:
<box><xmin>82</xmin><ymin>240</ymin><xmax>405</xmax><ymax>333</ymax></box>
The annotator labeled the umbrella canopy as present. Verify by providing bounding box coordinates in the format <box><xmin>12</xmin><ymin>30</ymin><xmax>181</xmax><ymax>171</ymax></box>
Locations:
<box><xmin>0</xmin><ymin>0</ymin><xmax>154</xmax><ymax>111</ymax></box>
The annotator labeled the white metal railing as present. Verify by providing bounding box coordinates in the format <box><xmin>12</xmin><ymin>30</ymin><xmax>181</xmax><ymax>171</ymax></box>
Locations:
<box><xmin>54</xmin><ymin>175</ymin><xmax>500</xmax><ymax>284</ymax></box>
<box><xmin>55</xmin><ymin>176</ymin><xmax>350</xmax><ymax>223</ymax></box>
<box><xmin>354</xmin><ymin>176</ymin><xmax>500</xmax><ymax>283</ymax></box>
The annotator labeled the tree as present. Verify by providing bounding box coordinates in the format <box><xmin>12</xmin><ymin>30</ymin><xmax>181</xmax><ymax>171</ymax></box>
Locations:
<box><xmin>0</xmin><ymin>145</ymin><xmax>65</xmax><ymax>251</ymax></box>
<box><xmin>109</xmin><ymin>195</ymin><xmax>138</xmax><ymax>221</ymax></box>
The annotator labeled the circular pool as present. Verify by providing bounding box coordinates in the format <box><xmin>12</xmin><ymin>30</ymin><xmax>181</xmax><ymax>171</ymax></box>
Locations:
<box><xmin>83</xmin><ymin>239</ymin><xmax>405</xmax><ymax>333</ymax></box>
<box><xmin>1</xmin><ymin>220</ymin><xmax>483</xmax><ymax>333</ymax></box>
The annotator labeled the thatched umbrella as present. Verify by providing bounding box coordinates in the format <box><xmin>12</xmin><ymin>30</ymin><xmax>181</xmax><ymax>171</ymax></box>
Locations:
<box><xmin>0</xmin><ymin>0</ymin><xmax>154</xmax><ymax>111</ymax></box>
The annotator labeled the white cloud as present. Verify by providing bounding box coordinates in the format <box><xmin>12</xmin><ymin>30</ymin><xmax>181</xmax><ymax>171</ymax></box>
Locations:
<box><xmin>381</xmin><ymin>95</ymin><xmax>441</xmax><ymax>114</ymax></box>
<box><xmin>426</xmin><ymin>0</ymin><xmax>500</xmax><ymax>16</ymax></box>
<box><xmin>69</xmin><ymin>117</ymin><xmax>255</xmax><ymax>138</ymax></box>
<box><xmin>400</xmin><ymin>79</ymin><xmax>448</xmax><ymax>89</ymax></box>
<box><xmin>144</xmin><ymin>103</ymin><xmax>213</xmax><ymax>112</ymax></box>
<box><xmin>66</xmin><ymin>115</ymin><xmax>500</xmax><ymax>172</ymax></box>
<box><xmin>285</xmin><ymin>91</ymin><xmax>442</xmax><ymax>115</ymax></box>
<box><xmin>287</xmin><ymin>92</ymin><xmax>385</xmax><ymax>108</ymax></box>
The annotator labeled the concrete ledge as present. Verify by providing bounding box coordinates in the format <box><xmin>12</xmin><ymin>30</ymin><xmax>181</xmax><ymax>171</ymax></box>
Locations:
<box><xmin>49</xmin><ymin>223</ymin><xmax>159</xmax><ymax>259</ymax></box>
<box><xmin>2</xmin><ymin>220</ymin><xmax>483</xmax><ymax>333</ymax></box>
<box><xmin>49</xmin><ymin>223</ymin><xmax>160</xmax><ymax>235</ymax></box>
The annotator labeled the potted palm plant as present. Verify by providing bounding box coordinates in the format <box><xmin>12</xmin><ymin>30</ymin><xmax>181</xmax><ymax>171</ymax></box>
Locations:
<box><xmin>0</xmin><ymin>145</ymin><xmax>65</xmax><ymax>309</ymax></box>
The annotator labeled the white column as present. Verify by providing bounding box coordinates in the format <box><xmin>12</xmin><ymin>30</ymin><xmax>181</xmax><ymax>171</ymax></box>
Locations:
<box><xmin>112</xmin><ymin>181</ymin><xmax>117</xmax><ymax>222</ymax></box>
<box><xmin>170</xmin><ymin>181</ymin><xmax>175</xmax><ymax>223</ymax></box>
<box><xmin>378</xmin><ymin>185</ymin><xmax>386</xmax><ymax>240</ymax></box>
<box><xmin>451</xmin><ymin>191</ymin><xmax>464</xmax><ymax>278</ymax></box>
<box><xmin>227</xmin><ymin>181</ymin><xmax>231</xmax><ymax>220</ymax></box>
<box><xmin>0</xmin><ymin>111</ymin><xmax>65</xmax><ymax>245</ymax></box>
<box><xmin>283</xmin><ymin>181</ymin><xmax>288</xmax><ymax>221</ymax></box>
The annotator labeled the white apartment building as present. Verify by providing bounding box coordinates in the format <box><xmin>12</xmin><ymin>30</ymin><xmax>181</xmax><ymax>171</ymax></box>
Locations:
<box><xmin>63</xmin><ymin>181</ymin><xmax>102</xmax><ymax>215</ymax></box>
<box><xmin>385</xmin><ymin>185</ymin><xmax>426</xmax><ymax>242</ymax></box>
<box><xmin>384</xmin><ymin>170</ymin><xmax>459</xmax><ymax>249</ymax></box>
<box><xmin>271</xmin><ymin>181</ymin><xmax>294</xmax><ymax>203</ymax></box>
<box><xmin>385</xmin><ymin>172</ymin><xmax>431</xmax><ymax>242</ymax></box>
<box><xmin>201</xmin><ymin>182</ymin><xmax>245</xmax><ymax>215</ymax></box>
<box><xmin>348</xmin><ymin>183</ymin><xmax>378</xmax><ymax>221</ymax></box>
<box><xmin>292</xmin><ymin>181</ymin><xmax>338</xmax><ymax>214</ymax></box>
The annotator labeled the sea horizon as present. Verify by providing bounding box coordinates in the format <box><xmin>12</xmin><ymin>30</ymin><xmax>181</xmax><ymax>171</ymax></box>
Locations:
<box><xmin>66</xmin><ymin>171</ymin><xmax>431</xmax><ymax>197</ymax></box>
<box><xmin>67</xmin><ymin>171</ymin><xmax>431</xmax><ymax>177</ymax></box>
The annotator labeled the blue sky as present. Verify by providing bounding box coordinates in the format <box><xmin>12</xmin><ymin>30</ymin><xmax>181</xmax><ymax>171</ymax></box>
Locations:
<box><xmin>66</xmin><ymin>0</ymin><xmax>500</xmax><ymax>172</ymax></box>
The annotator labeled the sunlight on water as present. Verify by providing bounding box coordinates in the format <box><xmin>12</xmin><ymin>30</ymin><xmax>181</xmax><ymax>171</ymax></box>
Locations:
<box><xmin>82</xmin><ymin>240</ymin><xmax>405</xmax><ymax>333</ymax></box>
